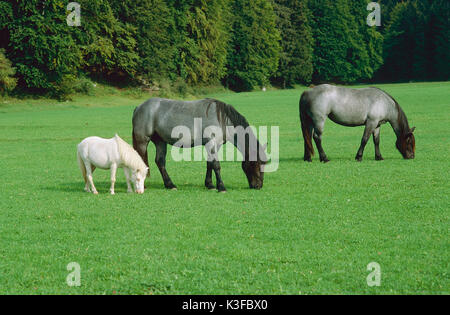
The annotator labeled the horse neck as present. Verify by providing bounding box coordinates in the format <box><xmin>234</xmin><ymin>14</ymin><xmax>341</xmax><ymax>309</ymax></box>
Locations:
<box><xmin>231</xmin><ymin>127</ymin><xmax>260</xmax><ymax>162</ymax></box>
<box><xmin>116</xmin><ymin>137</ymin><xmax>143</xmax><ymax>172</ymax></box>
<box><xmin>389</xmin><ymin>103</ymin><xmax>410</xmax><ymax>139</ymax></box>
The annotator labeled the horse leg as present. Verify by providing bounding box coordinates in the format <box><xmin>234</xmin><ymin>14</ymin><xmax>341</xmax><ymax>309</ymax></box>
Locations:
<box><xmin>84</xmin><ymin>162</ymin><xmax>98</xmax><ymax>195</ymax></box>
<box><xmin>212</xmin><ymin>160</ymin><xmax>226</xmax><ymax>192</ymax></box>
<box><xmin>356</xmin><ymin>122</ymin><xmax>377</xmax><ymax>162</ymax></box>
<box><xmin>205</xmin><ymin>162</ymin><xmax>215</xmax><ymax>190</ymax></box>
<box><xmin>124</xmin><ymin>167</ymin><xmax>133</xmax><ymax>193</ymax></box>
<box><xmin>206</xmin><ymin>139</ymin><xmax>226</xmax><ymax>192</ymax></box>
<box><xmin>82</xmin><ymin>164</ymin><xmax>96</xmax><ymax>192</ymax></box>
<box><xmin>373</xmin><ymin>127</ymin><xmax>384</xmax><ymax>161</ymax></box>
<box><xmin>84</xmin><ymin>164</ymin><xmax>96</xmax><ymax>193</ymax></box>
<box><xmin>81</xmin><ymin>163</ymin><xmax>90</xmax><ymax>192</ymax></box>
<box><xmin>84</xmin><ymin>181</ymin><xmax>90</xmax><ymax>193</ymax></box>
<box><xmin>153</xmin><ymin>137</ymin><xmax>177</xmax><ymax>190</ymax></box>
<box><xmin>312</xmin><ymin>120</ymin><xmax>329</xmax><ymax>163</ymax></box>
<box><xmin>109</xmin><ymin>163</ymin><xmax>117</xmax><ymax>195</ymax></box>
<box><xmin>133</xmin><ymin>132</ymin><xmax>150</xmax><ymax>177</ymax></box>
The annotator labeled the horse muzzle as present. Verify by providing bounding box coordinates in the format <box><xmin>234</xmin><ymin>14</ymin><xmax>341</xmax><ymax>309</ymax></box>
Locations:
<box><xmin>249</xmin><ymin>183</ymin><xmax>263</xmax><ymax>190</ymax></box>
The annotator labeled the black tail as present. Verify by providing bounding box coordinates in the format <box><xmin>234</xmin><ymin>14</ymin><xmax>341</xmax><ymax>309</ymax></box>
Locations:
<box><xmin>299</xmin><ymin>92</ymin><xmax>314</xmax><ymax>159</ymax></box>
<box><xmin>132</xmin><ymin>129</ymin><xmax>138</xmax><ymax>152</ymax></box>
<box><xmin>132</xmin><ymin>107</ymin><xmax>141</xmax><ymax>153</ymax></box>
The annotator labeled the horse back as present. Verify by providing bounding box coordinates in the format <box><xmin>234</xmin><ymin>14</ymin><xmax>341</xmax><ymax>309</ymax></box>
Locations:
<box><xmin>132</xmin><ymin>98</ymin><xmax>222</xmax><ymax>144</ymax></box>
<box><xmin>305</xmin><ymin>85</ymin><xmax>395</xmax><ymax>126</ymax></box>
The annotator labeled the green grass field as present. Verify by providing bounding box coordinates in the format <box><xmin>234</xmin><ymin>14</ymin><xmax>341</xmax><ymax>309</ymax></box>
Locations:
<box><xmin>0</xmin><ymin>82</ymin><xmax>448</xmax><ymax>294</ymax></box>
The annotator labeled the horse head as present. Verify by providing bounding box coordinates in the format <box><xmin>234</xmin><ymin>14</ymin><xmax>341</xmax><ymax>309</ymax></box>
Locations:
<box><xmin>132</xmin><ymin>167</ymin><xmax>149</xmax><ymax>194</ymax></box>
<box><xmin>396</xmin><ymin>127</ymin><xmax>416</xmax><ymax>159</ymax></box>
<box><xmin>242</xmin><ymin>142</ymin><xmax>267</xmax><ymax>190</ymax></box>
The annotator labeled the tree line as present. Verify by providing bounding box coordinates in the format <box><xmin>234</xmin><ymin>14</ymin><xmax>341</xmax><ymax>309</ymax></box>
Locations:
<box><xmin>0</xmin><ymin>0</ymin><xmax>448</xmax><ymax>98</ymax></box>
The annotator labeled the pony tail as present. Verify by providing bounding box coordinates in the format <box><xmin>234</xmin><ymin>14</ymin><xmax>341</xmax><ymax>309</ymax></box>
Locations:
<box><xmin>300</xmin><ymin>93</ymin><xmax>314</xmax><ymax>157</ymax></box>
<box><xmin>77</xmin><ymin>150</ymin><xmax>87</xmax><ymax>183</ymax></box>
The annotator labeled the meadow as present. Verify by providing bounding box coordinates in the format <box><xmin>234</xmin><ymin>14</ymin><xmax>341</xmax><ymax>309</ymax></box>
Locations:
<box><xmin>0</xmin><ymin>82</ymin><xmax>448</xmax><ymax>294</ymax></box>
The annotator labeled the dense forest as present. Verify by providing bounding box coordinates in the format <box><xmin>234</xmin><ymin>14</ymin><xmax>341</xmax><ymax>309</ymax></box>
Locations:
<box><xmin>0</xmin><ymin>0</ymin><xmax>448</xmax><ymax>99</ymax></box>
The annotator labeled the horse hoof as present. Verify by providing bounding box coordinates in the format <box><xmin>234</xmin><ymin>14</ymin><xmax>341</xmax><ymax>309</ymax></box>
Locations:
<box><xmin>171</xmin><ymin>188</ymin><xmax>178</xmax><ymax>191</ymax></box>
<box><xmin>218</xmin><ymin>190</ymin><xmax>227</xmax><ymax>194</ymax></box>
<box><xmin>93</xmin><ymin>191</ymin><xmax>99</xmax><ymax>195</ymax></box>
<box><xmin>375</xmin><ymin>156</ymin><xmax>384</xmax><ymax>161</ymax></box>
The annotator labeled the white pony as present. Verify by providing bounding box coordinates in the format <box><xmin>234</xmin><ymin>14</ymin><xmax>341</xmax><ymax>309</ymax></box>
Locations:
<box><xmin>77</xmin><ymin>134</ymin><xmax>149</xmax><ymax>195</ymax></box>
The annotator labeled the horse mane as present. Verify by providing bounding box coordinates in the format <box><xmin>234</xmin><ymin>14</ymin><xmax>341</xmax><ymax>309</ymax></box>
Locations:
<box><xmin>206</xmin><ymin>98</ymin><xmax>250</xmax><ymax>129</ymax></box>
<box><xmin>206</xmin><ymin>99</ymin><xmax>266</xmax><ymax>163</ymax></box>
<box><xmin>370</xmin><ymin>87</ymin><xmax>410</xmax><ymax>136</ymax></box>
<box><xmin>114</xmin><ymin>134</ymin><xmax>147</xmax><ymax>172</ymax></box>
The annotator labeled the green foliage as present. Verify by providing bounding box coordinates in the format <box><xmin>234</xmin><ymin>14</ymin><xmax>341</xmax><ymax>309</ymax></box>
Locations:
<box><xmin>75</xmin><ymin>0</ymin><xmax>139</xmax><ymax>82</ymax></box>
<box><xmin>50</xmin><ymin>74</ymin><xmax>77</xmax><ymax>100</ymax></box>
<box><xmin>309</xmin><ymin>0</ymin><xmax>382</xmax><ymax>83</ymax></box>
<box><xmin>0</xmin><ymin>49</ymin><xmax>17</xmax><ymax>94</ymax></box>
<box><xmin>377</xmin><ymin>0</ymin><xmax>449</xmax><ymax>82</ymax></box>
<box><xmin>273</xmin><ymin>0</ymin><xmax>314</xmax><ymax>87</ymax></box>
<box><xmin>380</xmin><ymin>0</ymin><xmax>449</xmax><ymax>82</ymax></box>
<box><xmin>349</xmin><ymin>0</ymin><xmax>384</xmax><ymax>80</ymax></box>
<box><xmin>5</xmin><ymin>0</ymin><xmax>82</xmax><ymax>98</ymax></box>
<box><xmin>381</xmin><ymin>2</ymin><xmax>420</xmax><ymax>81</ymax></box>
<box><xmin>0</xmin><ymin>1</ymin><xmax>12</xmax><ymax>27</ymax></box>
<box><xmin>0</xmin><ymin>1</ymin><xmax>13</xmax><ymax>49</ymax></box>
<box><xmin>225</xmin><ymin>0</ymin><xmax>281</xmax><ymax>91</ymax></box>
<box><xmin>166</xmin><ymin>0</ymin><xmax>231</xmax><ymax>85</ymax></box>
<box><xmin>73</xmin><ymin>76</ymin><xmax>95</xmax><ymax>95</ymax></box>
<box><xmin>183</xmin><ymin>0</ymin><xmax>230</xmax><ymax>85</ymax></box>
<box><xmin>428</xmin><ymin>0</ymin><xmax>450</xmax><ymax>81</ymax></box>
<box><xmin>0</xmin><ymin>0</ymin><xmax>447</xmax><ymax>98</ymax></box>
<box><xmin>379</xmin><ymin>0</ymin><xmax>402</xmax><ymax>31</ymax></box>
<box><xmin>109</xmin><ymin>0</ymin><xmax>177</xmax><ymax>83</ymax></box>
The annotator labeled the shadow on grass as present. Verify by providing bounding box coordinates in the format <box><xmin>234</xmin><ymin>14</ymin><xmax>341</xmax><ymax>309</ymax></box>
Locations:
<box><xmin>277</xmin><ymin>155</ymin><xmax>406</xmax><ymax>163</ymax></box>
<box><xmin>42</xmin><ymin>181</ymin><xmax>244</xmax><ymax>194</ymax></box>
<box><xmin>42</xmin><ymin>181</ymin><xmax>136</xmax><ymax>194</ymax></box>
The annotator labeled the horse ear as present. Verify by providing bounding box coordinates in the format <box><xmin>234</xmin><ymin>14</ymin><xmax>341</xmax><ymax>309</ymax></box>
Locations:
<box><xmin>407</xmin><ymin>127</ymin><xmax>416</xmax><ymax>137</ymax></box>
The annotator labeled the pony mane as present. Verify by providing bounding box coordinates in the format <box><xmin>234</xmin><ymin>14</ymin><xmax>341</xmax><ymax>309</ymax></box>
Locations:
<box><xmin>370</xmin><ymin>87</ymin><xmax>410</xmax><ymax>136</ymax></box>
<box><xmin>114</xmin><ymin>134</ymin><xmax>147</xmax><ymax>172</ymax></box>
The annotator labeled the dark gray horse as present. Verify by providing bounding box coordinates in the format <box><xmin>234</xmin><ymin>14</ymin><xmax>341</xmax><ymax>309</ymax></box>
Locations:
<box><xmin>300</xmin><ymin>84</ymin><xmax>416</xmax><ymax>162</ymax></box>
<box><xmin>132</xmin><ymin>98</ymin><xmax>266</xmax><ymax>192</ymax></box>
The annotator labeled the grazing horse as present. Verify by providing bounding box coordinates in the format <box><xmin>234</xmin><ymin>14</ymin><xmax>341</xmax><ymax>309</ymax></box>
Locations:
<box><xmin>132</xmin><ymin>98</ymin><xmax>267</xmax><ymax>192</ymax></box>
<box><xmin>77</xmin><ymin>135</ymin><xmax>148</xmax><ymax>194</ymax></box>
<box><xmin>299</xmin><ymin>84</ymin><xmax>416</xmax><ymax>162</ymax></box>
